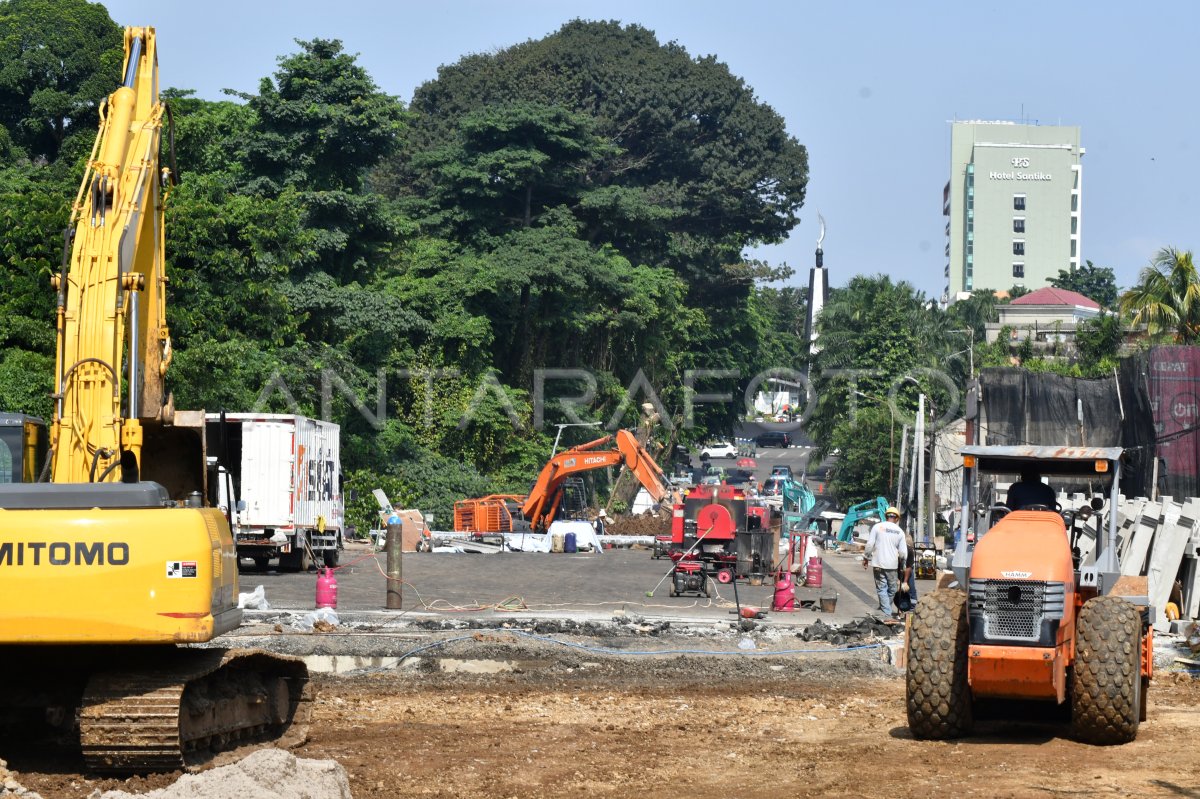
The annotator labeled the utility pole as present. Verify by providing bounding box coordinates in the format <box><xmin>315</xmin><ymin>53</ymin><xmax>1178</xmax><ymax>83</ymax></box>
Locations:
<box><xmin>927</xmin><ymin>398</ymin><xmax>938</xmax><ymax>548</ymax></box>
<box><xmin>915</xmin><ymin>394</ymin><xmax>925</xmax><ymax>541</ymax></box>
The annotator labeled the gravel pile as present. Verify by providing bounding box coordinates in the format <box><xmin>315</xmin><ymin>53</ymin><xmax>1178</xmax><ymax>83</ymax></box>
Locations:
<box><xmin>0</xmin><ymin>758</ymin><xmax>42</xmax><ymax>799</ymax></box>
<box><xmin>89</xmin><ymin>750</ymin><xmax>349</xmax><ymax>799</ymax></box>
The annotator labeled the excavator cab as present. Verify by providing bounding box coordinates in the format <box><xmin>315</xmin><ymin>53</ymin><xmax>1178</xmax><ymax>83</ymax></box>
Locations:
<box><xmin>0</xmin><ymin>414</ymin><xmax>47</xmax><ymax>484</ymax></box>
<box><xmin>907</xmin><ymin>445</ymin><xmax>1152</xmax><ymax>746</ymax></box>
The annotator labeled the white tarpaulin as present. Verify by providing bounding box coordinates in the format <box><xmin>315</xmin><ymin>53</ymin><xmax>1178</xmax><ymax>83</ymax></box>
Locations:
<box><xmin>505</xmin><ymin>520</ymin><xmax>602</xmax><ymax>554</ymax></box>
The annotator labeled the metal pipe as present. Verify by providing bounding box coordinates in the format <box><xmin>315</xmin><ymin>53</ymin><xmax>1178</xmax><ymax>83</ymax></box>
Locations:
<box><xmin>895</xmin><ymin>425</ymin><xmax>909</xmax><ymax>509</ymax></box>
<box><xmin>128</xmin><ymin>288</ymin><xmax>139</xmax><ymax>419</ymax></box>
<box><xmin>953</xmin><ymin>464</ymin><xmax>973</xmax><ymax>585</ymax></box>
<box><xmin>54</xmin><ymin>227</ymin><xmax>73</xmax><ymax>421</ymax></box>
<box><xmin>123</xmin><ymin>35</ymin><xmax>143</xmax><ymax>88</ymax></box>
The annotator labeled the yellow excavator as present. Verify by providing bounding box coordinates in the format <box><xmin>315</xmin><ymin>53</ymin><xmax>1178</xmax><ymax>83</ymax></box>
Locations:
<box><xmin>0</xmin><ymin>28</ymin><xmax>309</xmax><ymax>772</ymax></box>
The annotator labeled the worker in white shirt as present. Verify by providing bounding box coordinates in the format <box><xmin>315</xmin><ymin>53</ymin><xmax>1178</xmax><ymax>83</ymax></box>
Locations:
<box><xmin>862</xmin><ymin>507</ymin><xmax>908</xmax><ymax>621</ymax></box>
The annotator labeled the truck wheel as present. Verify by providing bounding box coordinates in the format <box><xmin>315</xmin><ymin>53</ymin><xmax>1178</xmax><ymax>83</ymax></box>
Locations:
<box><xmin>1071</xmin><ymin>595</ymin><xmax>1142</xmax><ymax>744</ymax></box>
<box><xmin>323</xmin><ymin>548</ymin><xmax>340</xmax><ymax>568</ymax></box>
<box><xmin>906</xmin><ymin>588</ymin><xmax>973</xmax><ymax>739</ymax></box>
<box><xmin>253</xmin><ymin>556</ymin><xmax>271</xmax><ymax>571</ymax></box>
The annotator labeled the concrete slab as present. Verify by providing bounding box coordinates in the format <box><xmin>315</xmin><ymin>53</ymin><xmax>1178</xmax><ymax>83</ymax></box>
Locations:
<box><xmin>1148</xmin><ymin>499</ymin><xmax>1190</xmax><ymax>630</ymax></box>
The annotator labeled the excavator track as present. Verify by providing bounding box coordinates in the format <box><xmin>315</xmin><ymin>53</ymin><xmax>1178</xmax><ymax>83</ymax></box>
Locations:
<box><xmin>80</xmin><ymin>649</ymin><xmax>310</xmax><ymax>773</ymax></box>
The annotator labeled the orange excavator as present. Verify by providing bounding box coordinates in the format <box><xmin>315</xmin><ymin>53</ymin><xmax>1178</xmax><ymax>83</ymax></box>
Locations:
<box><xmin>523</xmin><ymin>430</ymin><xmax>672</xmax><ymax>532</ymax></box>
<box><xmin>454</xmin><ymin>430</ymin><xmax>673</xmax><ymax>534</ymax></box>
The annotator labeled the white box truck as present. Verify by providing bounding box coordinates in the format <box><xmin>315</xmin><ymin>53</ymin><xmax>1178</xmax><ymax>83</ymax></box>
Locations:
<box><xmin>206</xmin><ymin>413</ymin><xmax>343</xmax><ymax>571</ymax></box>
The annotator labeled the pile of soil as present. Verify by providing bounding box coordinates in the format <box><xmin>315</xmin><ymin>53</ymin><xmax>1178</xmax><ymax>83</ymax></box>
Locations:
<box><xmin>606</xmin><ymin>512</ymin><xmax>670</xmax><ymax>536</ymax></box>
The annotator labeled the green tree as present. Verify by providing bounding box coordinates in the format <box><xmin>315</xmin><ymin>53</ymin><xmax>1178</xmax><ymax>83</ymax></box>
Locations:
<box><xmin>1119</xmin><ymin>247</ymin><xmax>1200</xmax><ymax>343</ymax></box>
<box><xmin>807</xmin><ymin>275</ymin><xmax>946</xmax><ymax>504</ymax></box>
<box><xmin>415</xmin><ymin>102</ymin><xmax>615</xmax><ymax>242</ymax></box>
<box><xmin>231</xmin><ymin>38</ymin><xmax>408</xmax><ymax>284</ymax></box>
<box><xmin>0</xmin><ymin>182</ymin><xmax>63</xmax><ymax>353</ymax></box>
<box><xmin>1050</xmin><ymin>260</ymin><xmax>1118</xmax><ymax>308</ymax></box>
<box><xmin>386</xmin><ymin>19</ymin><xmax>807</xmax><ymax>292</ymax></box>
<box><xmin>1074</xmin><ymin>312</ymin><xmax>1122</xmax><ymax>369</ymax></box>
<box><xmin>1007</xmin><ymin>284</ymin><xmax>1032</xmax><ymax>300</ymax></box>
<box><xmin>947</xmin><ymin>290</ymin><xmax>998</xmax><ymax>343</ymax></box>
<box><xmin>0</xmin><ymin>347</ymin><xmax>52</xmax><ymax>418</ymax></box>
<box><xmin>0</xmin><ymin>0</ymin><xmax>122</xmax><ymax>161</ymax></box>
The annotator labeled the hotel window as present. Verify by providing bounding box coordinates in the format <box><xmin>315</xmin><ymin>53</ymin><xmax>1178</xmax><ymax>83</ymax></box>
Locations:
<box><xmin>1013</xmin><ymin>217</ymin><xmax>1025</xmax><ymax>233</ymax></box>
<box><xmin>1071</xmin><ymin>240</ymin><xmax>1077</xmax><ymax>257</ymax></box>
<box><xmin>1013</xmin><ymin>240</ymin><xmax>1025</xmax><ymax>256</ymax></box>
<box><xmin>1013</xmin><ymin>263</ymin><xmax>1025</xmax><ymax>279</ymax></box>
<box><xmin>1014</xmin><ymin>194</ymin><xmax>1026</xmax><ymax>211</ymax></box>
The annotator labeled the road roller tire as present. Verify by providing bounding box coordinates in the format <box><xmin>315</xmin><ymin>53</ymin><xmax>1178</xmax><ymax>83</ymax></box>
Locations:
<box><xmin>906</xmin><ymin>588</ymin><xmax>973</xmax><ymax>739</ymax></box>
<box><xmin>1071</xmin><ymin>595</ymin><xmax>1142</xmax><ymax>744</ymax></box>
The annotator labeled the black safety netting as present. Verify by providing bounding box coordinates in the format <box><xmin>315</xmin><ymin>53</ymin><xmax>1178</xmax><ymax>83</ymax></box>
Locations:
<box><xmin>978</xmin><ymin>364</ymin><xmax>1158</xmax><ymax>498</ymax></box>
<box><xmin>1122</xmin><ymin>347</ymin><xmax>1200</xmax><ymax>500</ymax></box>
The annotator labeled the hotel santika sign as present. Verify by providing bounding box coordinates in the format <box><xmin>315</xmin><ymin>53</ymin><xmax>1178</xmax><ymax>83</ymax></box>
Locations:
<box><xmin>989</xmin><ymin>157</ymin><xmax>1052</xmax><ymax>181</ymax></box>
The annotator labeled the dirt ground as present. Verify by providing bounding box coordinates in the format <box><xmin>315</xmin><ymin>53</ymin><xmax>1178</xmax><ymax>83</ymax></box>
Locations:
<box><xmin>604</xmin><ymin>511</ymin><xmax>671</xmax><ymax>536</ymax></box>
<box><xmin>9</xmin><ymin>636</ymin><xmax>1200</xmax><ymax>799</ymax></box>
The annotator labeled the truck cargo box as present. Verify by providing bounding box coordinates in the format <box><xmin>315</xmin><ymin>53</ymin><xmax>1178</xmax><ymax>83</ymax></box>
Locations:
<box><xmin>206</xmin><ymin>413</ymin><xmax>342</xmax><ymax>571</ymax></box>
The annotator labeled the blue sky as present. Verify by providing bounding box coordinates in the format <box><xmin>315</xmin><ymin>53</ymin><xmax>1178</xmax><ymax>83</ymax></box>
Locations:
<box><xmin>100</xmin><ymin>1</ymin><xmax>1196</xmax><ymax>297</ymax></box>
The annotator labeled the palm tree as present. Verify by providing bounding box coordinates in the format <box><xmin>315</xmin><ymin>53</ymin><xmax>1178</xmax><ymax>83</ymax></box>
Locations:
<box><xmin>948</xmin><ymin>289</ymin><xmax>998</xmax><ymax>343</ymax></box>
<box><xmin>1120</xmin><ymin>248</ymin><xmax>1200</xmax><ymax>343</ymax></box>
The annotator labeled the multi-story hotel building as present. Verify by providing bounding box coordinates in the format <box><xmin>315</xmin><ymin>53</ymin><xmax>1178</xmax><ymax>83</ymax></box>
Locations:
<box><xmin>944</xmin><ymin>121</ymin><xmax>1083</xmax><ymax>301</ymax></box>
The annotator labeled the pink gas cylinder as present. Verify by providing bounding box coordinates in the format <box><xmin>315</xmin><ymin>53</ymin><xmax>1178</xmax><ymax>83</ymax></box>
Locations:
<box><xmin>772</xmin><ymin>574</ymin><xmax>795</xmax><ymax>612</ymax></box>
<box><xmin>316</xmin><ymin>567</ymin><xmax>339</xmax><ymax>609</ymax></box>
<box><xmin>805</xmin><ymin>556</ymin><xmax>823</xmax><ymax>588</ymax></box>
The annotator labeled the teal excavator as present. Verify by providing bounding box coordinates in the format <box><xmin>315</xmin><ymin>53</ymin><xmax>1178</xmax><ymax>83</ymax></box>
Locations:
<box><xmin>836</xmin><ymin>496</ymin><xmax>890</xmax><ymax>543</ymax></box>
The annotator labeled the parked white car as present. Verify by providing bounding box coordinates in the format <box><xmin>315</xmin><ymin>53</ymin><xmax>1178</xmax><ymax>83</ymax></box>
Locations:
<box><xmin>700</xmin><ymin>441</ymin><xmax>737</xmax><ymax>459</ymax></box>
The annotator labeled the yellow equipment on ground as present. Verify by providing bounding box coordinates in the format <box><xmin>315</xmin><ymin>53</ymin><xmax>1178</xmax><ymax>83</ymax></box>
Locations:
<box><xmin>0</xmin><ymin>27</ymin><xmax>308</xmax><ymax>772</ymax></box>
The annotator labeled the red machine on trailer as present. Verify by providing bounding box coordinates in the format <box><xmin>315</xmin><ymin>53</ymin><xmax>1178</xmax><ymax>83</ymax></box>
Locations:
<box><xmin>667</xmin><ymin>485</ymin><xmax>775</xmax><ymax>592</ymax></box>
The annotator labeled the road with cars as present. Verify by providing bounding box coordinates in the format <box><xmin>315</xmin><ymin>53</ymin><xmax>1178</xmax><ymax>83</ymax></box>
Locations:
<box><xmin>687</xmin><ymin>421</ymin><xmax>829</xmax><ymax>493</ymax></box>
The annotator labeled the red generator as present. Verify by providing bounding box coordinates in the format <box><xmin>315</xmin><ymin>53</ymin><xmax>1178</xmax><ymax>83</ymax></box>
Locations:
<box><xmin>670</xmin><ymin>485</ymin><xmax>776</xmax><ymax>584</ymax></box>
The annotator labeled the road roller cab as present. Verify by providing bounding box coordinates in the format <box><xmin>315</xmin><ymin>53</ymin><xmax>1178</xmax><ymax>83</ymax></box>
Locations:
<box><xmin>906</xmin><ymin>445</ymin><xmax>1153</xmax><ymax>745</ymax></box>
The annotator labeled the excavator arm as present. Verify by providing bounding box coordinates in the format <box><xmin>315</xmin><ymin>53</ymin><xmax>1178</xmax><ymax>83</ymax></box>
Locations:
<box><xmin>522</xmin><ymin>430</ymin><xmax>671</xmax><ymax>531</ymax></box>
<box><xmin>837</xmin><ymin>496</ymin><xmax>890</xmax><ymax>542</ymax></box>
<box><xmin>51</xmin><ymin>27</ymin><xmax>172</xmax><ymax>485</ymax></box>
